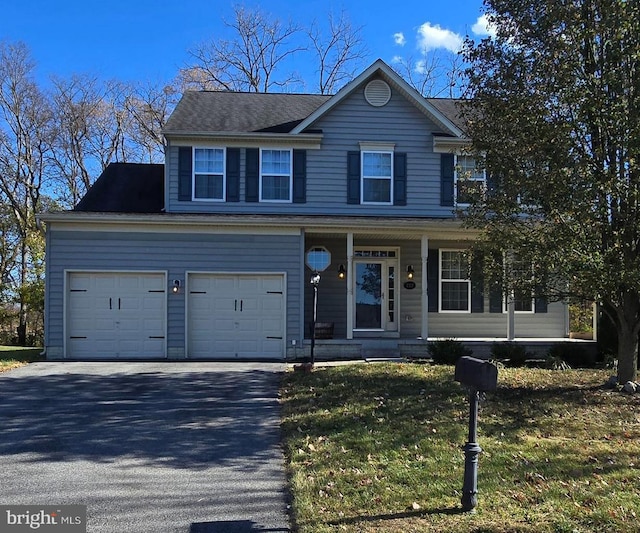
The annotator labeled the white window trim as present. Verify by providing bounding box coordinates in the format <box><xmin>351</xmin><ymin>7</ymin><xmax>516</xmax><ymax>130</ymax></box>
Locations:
<box><xmin>438</xmin><ymin>249</ymin><xmax>471</xmax><ymax>313</ymax></box>
<box><xmin>361</xmin><ymin>150</ymin><xmax>394</xmax><ymax>205</ymax></box>
<box><xmin>502</xmin><ymin>254</ymin><xmax>536</xmax><ymax>314</ymax></box>
<box><xmin>192</xmin><ymin>146</ymin><xmax>226</xmax><ymax>202</ymax></box>
<box><xmin>259</xmin><ymin>148</ymin><xmax>293</xmax><ymax>203</ymax></box>
<box><xmin>503</xmin><ymin>293</ymin><xmax>536</xmax><ymax>314</ymax></box>
<box><xmin>454</xmin><ymin>154</ymin><xmax>486</xmax><ymax>207</ymax></box>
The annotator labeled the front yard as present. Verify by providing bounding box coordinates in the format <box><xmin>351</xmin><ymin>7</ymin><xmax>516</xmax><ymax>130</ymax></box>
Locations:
<box><xmin>0</xmin><ymin>346</ymin><xmax>44</xmax><ymax>372</ymax></box>
<box><xmin>281</xmin><ymin>363</ymin><xmax>640</xmax><ymax>533</ymax></box>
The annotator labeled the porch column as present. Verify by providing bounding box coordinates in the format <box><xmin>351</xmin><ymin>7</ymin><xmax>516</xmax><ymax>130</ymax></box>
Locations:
<box><xmin>346</xmin><ymin>232</ymin><xmax>354</xmax><ymax>340</ymax></box>
<box><xmin>421</xmin><ymin>235</ymin><xmax>429</xmax><ymax>340</ymax></box>
<box><xmin>507</xmin><ymin>289</ymin><xmax>515</xmax><ymax>340</ymax></box>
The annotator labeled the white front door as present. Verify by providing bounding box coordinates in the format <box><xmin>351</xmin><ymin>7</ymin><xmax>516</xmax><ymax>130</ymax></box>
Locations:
<box><xmin>353</xmin><ymin>258</ymin><xmax>398</xmax><ymax>332</ymax></box>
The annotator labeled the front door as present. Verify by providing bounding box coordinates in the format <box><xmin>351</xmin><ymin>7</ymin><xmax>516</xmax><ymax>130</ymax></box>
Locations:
<box><xmin>353</xmin><ymin>257</ymin><xmax>397</xmax><ymax>332</ymax></box>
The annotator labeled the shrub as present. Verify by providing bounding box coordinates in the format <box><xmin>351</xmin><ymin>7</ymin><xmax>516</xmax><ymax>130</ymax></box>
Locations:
<box><xmin>427</xmin><ymin>339</ymin><xmax>472</xmax><ymax>365</ymax></box>
<box><xmin>491</xmin><ymin>342</ymin><xmax>529</xmax><ymax>367</ymax></box>
<box><xmin>547</xmin><ymin>343</ymin><xmax>596</xmax><ymax>368</ymax></box>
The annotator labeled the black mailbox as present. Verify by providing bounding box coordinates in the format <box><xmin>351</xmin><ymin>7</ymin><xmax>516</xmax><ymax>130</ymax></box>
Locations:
<box><xmin>455</xmin><ymin>356</ymin><xmax>498</xmax><ymax>391</ymax></box>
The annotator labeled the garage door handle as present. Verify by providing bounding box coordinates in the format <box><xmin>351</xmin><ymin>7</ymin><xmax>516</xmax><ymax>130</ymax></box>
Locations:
<box><xmin>109</xmin><ymin>298</ymin><xmax>112</xmax><ymax>310</ymax></box>
<box><xmin>267</xmin><ymin>336</ymin><xmax>283</xmax><ymax>339</ymax></box>
<box><xmin>118</xmin><ymin>298</ymin><xmax>121</xmax><ymax>310</ymax></box>
<box><xmin>240</xmin><ymin>300</ymin><xmax>243</xmax><ymax>312</ymax></box>
<box><xmin>235</xmin><ymin>299</ymin><xmax>237</xmax><ymax>311</ymax></box>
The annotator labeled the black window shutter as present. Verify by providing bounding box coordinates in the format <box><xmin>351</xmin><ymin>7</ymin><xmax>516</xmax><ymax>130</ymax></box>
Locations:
<box><xmin>226</xmin><ymin>148</ymin><xmax>240</xmax><ymax>202</ymax></box>
<box><xmin>471</xmin><ymin>253</ymin><xmax>484</xmax><ymax>313</ymax></box>
<box><xmin>440</xmin><ymin>153</ymin><xmax>455</xmax><ymax>207</ymax></box>
<box><xmin>427</xmin><ymin>250</ymin><xmax>439</xmax><ymax>312</ymax></box>
<box><xmin>178</xmin><ymin>146</ymin><xmax>192</xmax><ymax>201</ymax></box>
<box><xmin>293</xmin><ymin>149</ymin><xmax>307</xmax><ymax>203</ymax></box>
<box><xmin>245</xmin><ymin>148</ymin><xmax>259</xmax><ymax>202</ymax></box>
<box><xmin>393</xmin><ymin>152</ymin><xmax>407</xmax><ymax>206</ymax></box>
<box><xmin>347</xmin><ymin>151</ymin><xmax>360</xmax><ymax>204</ymax></box>
<box><xmin>489</xmin><ymin>282</ymin><xmax>503</xmax><ymax>313</ymax></box>
<box><xmin>535</xmin><ymin>296</ymin><xmax>548</xmax><ymax>313</ymax></box>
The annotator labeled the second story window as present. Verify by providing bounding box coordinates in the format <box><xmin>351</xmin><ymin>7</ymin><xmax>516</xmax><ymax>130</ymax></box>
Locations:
<box><xmin>193</xmin><ymin>147</ymin><xmax>225</xmax><ymax>200</ymax></box>
<box><xmin>455</xmin><ymin>155</ymin><xmax>486</xmax><ymax>205</ymax></box>
<box><xmin>261</xmin><ymin>149</ymin><xmax>292</xmax><ymax>202</ymax></box>
<box><xmin>362</xmin><ymin>151</ymin><xmax>393</xmax><ymax>204</ymax></box>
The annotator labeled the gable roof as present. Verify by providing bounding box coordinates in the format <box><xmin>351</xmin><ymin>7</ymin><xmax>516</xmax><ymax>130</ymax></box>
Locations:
<box><xmin>291</xmin><ymin>59</ymin><xmax>465</xmax><ymax>137</ymax></box>
<box><xmin>162</xmin><ymin>60</ymin><xmax>466</xmax><ymax>139</ymax></box>
<box><xmin>74</xmin><ymin>163</ymin><xmax>164</xmax><ymax>213</ymax></box>
<box><xmin>163</xmin><ymin>92</ymin><xmax>331</xmax><ymax>135</ymax></box>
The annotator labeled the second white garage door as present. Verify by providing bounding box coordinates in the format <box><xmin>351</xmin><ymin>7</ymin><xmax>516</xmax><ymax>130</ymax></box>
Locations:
<box><xmin>187</xmin><ymin>273</ymin><xmax>285</xmax><ymax>360</ymax></box>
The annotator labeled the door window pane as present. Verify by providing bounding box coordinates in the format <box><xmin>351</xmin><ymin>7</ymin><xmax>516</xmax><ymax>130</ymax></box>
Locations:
<box><xmin>355</xmin><ymin>263</ymin><xmax>382</xmax><ymax>329</ymax></box>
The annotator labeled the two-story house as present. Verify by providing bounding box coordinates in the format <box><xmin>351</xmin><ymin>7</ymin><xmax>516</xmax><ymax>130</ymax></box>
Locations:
<box><xmin>39</xmin><ymin>59</ymin><xmax>569</xmax><ymax>361</ymax></box>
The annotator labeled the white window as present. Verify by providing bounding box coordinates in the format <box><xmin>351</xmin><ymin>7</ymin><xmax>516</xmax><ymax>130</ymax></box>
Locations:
<box><xmin>504</xmin><ymin>256</ymin><xmax>535</xmax><ymax>313</ymax></box>
<box><xmin>193</xmin><ymin>147</ymin><xmax>225</xmax><ymax>200</ymax></box>
<box><xmin>455</xmin><ymin>155</ymin><xmax>485</xmax><ymax>205</ymax></box>
<box><xmin>440</xmin><ymin>250</ymin><xmax>471</xmax><ymax>312</ymax></box>
<box><xmin>261</xmin><ymin>149</ymin><xmax>292</xmax><ymax>202</ymax></box>
<box><xmin>362</xmin><ymin>151</ymin><xmax>393</xmax><ymax>204</ymax></box>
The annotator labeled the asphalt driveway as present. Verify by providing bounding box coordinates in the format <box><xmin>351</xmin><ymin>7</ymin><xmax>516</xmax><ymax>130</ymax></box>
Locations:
<box><xmin>0</xmin><ymin>362</ymin><xmax>290</xmax><ymax>532</ymax></box>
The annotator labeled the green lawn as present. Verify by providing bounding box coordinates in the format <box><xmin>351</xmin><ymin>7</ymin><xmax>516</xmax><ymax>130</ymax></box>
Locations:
<box><xmin>0</xmin><ymin>346</ymin><xmax>44</xmax><ymax>372</ymax></box>
<box><xmin>281</xmin><ymin>363</ymin><xmax>640</xmax><ymax>533</ymax></box>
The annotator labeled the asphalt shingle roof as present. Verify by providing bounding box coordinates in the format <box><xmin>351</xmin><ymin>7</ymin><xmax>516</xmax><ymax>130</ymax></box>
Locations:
<box><xmin>163</xmin><ymin>92</ymin><xmax>332</xmax><ymax>134</ymax></box>
<box><xmin>74</xmin><ymin>163</ymin><xmax>164</xmax><ymax>213</ymax></box>
<box><xmin>164</xmin><ymin>90</ymin><xmax>466</xmax><ymax>136</ymax></box>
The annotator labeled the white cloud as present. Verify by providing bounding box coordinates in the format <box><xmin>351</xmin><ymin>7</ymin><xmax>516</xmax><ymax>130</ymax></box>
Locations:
<box><xmin>472</xmin><ymin>14</ymin><xmax>497</xmax><ymax>38</ymax></box>
<box><xmin>393</xmin><ymin>32</ymin><xmax>406</xmax><ymax>46</ymax></box>
<box><xmin>416</xmin><ymin>22</ymin><xmax>464</xmax><ymax>53</ymax></box>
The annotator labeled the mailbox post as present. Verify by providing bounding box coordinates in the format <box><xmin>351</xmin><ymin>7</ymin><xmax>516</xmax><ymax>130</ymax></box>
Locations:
<box><xmin>454</xmin><ymin>356</ymin><xmax>498</xmax><ymax>512</ymax></box>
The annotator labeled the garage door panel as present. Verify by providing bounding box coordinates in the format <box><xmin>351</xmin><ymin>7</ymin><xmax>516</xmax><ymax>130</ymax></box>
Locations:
<box><xmin>67</xmin><ymin>272</ymin><xmax>166</xmax><ymax>359</ymax></box>
<box><xmin>188</xmin><ymin>274</ymin><xmax>284</xmax><ymax>360</ymax></box>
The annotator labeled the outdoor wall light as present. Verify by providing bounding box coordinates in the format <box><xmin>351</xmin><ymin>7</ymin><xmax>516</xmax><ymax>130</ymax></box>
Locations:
<box><xmin>407</xmin><ymin>265</ymin><xmax>415</xmax><ymax>280</ymax></box>
<box><xmin>172</xmin><ymin>279</ymin><xmax>181</xmax><ymax>294</ymax></box>
<box><xmin>338</xmin><ymin>264</ymin><xmax>346</xmax><ymax>279</ymax></box>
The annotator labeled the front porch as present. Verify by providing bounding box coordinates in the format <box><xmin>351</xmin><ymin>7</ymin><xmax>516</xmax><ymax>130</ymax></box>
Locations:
<box><xmin>288</xmin><ymin>337</ymin><xmax>598</xmax><ymax>363</ymax></box>
<box><xmin>299</xmin><ymin>225</ymin><xmax>579</xmax><ymax>361</ymax></box>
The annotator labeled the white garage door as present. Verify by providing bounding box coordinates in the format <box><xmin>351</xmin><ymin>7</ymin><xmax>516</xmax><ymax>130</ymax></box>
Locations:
<box><xmin>188</xmin><ymin>274</ymin><xmax>285</xmax><ymax>360</ymax></box>
<box><xmin>67</xmin><ymin>272</ymin><xmax>166</xmax><ymax>359</ymax></box>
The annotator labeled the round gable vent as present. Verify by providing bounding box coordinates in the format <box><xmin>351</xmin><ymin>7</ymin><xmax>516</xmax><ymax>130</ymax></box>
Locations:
<box><xmin>364</xmin><ymin>79</ymin><xmax>391</xmax><ymax>107</ymax></box>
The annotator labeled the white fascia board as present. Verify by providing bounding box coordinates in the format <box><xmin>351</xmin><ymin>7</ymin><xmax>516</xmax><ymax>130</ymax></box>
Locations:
<box><xmin>165</xmin><ymin>132</ymin><xmax>323</xmax><ymax>149</ymax></box>
<box><xmin>433</xmin><ymin>136</ymin><xmax>472</xmax><ymax>153</ymax></box>
<box><xmin>38</xmin><ymin>212</ymin><xmax>479</xmax><ymax>240</ymax></box>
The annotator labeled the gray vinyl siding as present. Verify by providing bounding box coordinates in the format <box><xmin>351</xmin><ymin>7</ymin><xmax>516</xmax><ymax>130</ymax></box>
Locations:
<box><xmin>428</xmin><ymin>301</ymin><xmax>567</xmax><ymax>338</ymax></box>
<box><xmin>166</xmin><ymin>80</ymin><xmax>455</xmax><ymax>218</ymax></box>
<box><xmin>44</xmin><ymin>229</ymin><xmax>302</xmax><ymax>358</ymax></box>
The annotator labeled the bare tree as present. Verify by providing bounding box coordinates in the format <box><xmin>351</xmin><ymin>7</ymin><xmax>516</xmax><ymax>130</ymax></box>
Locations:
<box><xmin>308</xmin><ymin>11</ymin><xmax>368</xmax><ymax>94</ymax></box>
<box><xmin>0</xmin><ymin>41</ymin><xmax>52</xmax><ymax>344</ymax></box>
<box><xmin>393</xmin><ymin>50</ymin><xmax>466</xmax><ymax>98</ymax></box>
<box><xmin>123</xmin><ymin>81</ymin><xmax>177</xmax><ymax>163</ymax></box>
<box><xmin>182</xmin><ymin>5</ymin><xmax>305</xmax><ymax>92</ymax></box>
<box><xmin>50</xmin><ymin>76</ymin><xmax>145</xmax><ymax>206</ymax></box>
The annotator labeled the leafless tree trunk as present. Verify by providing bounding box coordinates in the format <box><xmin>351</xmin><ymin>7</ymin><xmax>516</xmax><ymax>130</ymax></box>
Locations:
<box><xmin>0</xmin><ymin>41</ymin><xmax>51</xmax><ymax>345</ymax></box>
<box><xmin>182</xmin><ymin>5</ymin><xmax>305</xmax><ymax>92</ymax></box>
<box><xmin>308</xmin><ymin>11</ymin><xmax>368</xmax><ymax>94</ymax></box>
<box><xmin>123</xmin><ymin>82</ymin><xmax>177</xmax><ymax>163</ymax></box>
<box><xmin>393</xmin><ymin>51</ymin><xmax>465</xmax><ymax>98</ymax></box>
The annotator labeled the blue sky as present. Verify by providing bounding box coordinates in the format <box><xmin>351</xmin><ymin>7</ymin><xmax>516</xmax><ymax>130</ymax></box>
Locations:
<box><xmin>1</xmin><ymin>0</ymin><xmax>490</xmax><ymax>88</ymax></box>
